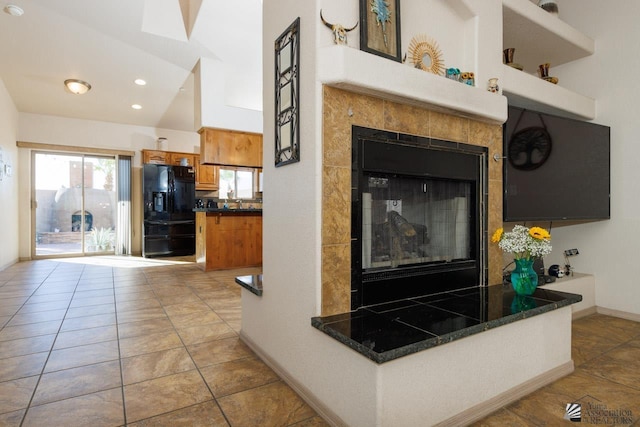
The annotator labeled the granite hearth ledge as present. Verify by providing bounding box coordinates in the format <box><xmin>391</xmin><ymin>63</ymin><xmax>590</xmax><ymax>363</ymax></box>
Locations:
<box><xmin>312</xmin><ymin>285</ymin><xmax>582</xmax><ymax>364</ymax></box>
<box><xmin>235</xmin><ymin>274</ymin><xmax>263</xmax><ymax>296</ymax></box>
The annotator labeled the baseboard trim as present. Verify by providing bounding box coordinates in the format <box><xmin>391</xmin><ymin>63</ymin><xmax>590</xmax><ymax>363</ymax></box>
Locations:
<box><xmin>239</xmin><ymin>331</ymin><xmax>347</xmax><ymax>427</ymax></box>
<box><xmin>241</xmin><ymin>330</ymin><xmax>574</xmax><ymax>427</ymax></box>
<box><xmin>0</xmin><ymin>258</ymin><xmax>19</xmax><ymax>272</ymax></box>
<box><xmin>573</xmin><ymin>306</ymin><xmax>597</xmax><ymax>320</ymax></box>
<box><xmin>434</xmin><ymin>360</ymin><xmax>575</xmax><ymax>427</ymax></box>
<box><xmin>596</xmin><ymin>306</ymin><xmax>640</xmax><ymax>322</ymax></box>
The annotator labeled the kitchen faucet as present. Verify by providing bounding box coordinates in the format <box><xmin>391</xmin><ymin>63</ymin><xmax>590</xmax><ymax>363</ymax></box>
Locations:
<box><xmin>236</xmin><ymin>199</ymin><xmax>243</xmax><ymax>209</ymax></box>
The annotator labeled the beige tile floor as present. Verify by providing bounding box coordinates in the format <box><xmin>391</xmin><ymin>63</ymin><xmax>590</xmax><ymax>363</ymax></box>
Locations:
<box><xmin>0</xmin><ymin>257</ymin><xmax>327</xmax><ymax>426</ymax></box>
<box><xmin>0</xmin><ymin>257</ymin><xmax>639</xmax><ymax>426</ymax></box>
<box><xmin>474</xmin><ymin>313</ymin><xmax>640</xmax><ymax>426</ymax></box>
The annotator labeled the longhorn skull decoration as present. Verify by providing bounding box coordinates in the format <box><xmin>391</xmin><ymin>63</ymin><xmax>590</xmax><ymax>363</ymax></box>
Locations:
<box><xmin>320</xmin><ymin>10</ymin><xmax>358</xmax><ymax>45</ymax></box>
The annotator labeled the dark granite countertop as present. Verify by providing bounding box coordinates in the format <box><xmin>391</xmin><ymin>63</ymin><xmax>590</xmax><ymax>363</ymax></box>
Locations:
<box><xmin>235</xmin><ymin>274</ymin><xmax>263</xmax><ymax>296</ymax></box>
<box><xmin>193</xmin><ymin>208</ymin><xmax>262</xmax><ymax>214</ymax></box>
<box><xmin>311</xmin><ymin>285</ymin><xmax>582</xmax><ymax>364</ymax></box>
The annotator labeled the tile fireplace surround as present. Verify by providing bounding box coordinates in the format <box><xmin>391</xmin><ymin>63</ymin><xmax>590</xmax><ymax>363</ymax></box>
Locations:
<box><xmin>320</xmin><ymin>86</ymin><xmax>504</xmax><ymax>317</ymax></box>
<box><xmin>301</xmin><ymin>86</ymin><xmax>581</xmax><ymax>425</ymax></box>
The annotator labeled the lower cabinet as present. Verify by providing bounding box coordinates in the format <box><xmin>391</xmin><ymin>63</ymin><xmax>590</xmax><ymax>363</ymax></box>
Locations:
<box><xmin>196</xmin><ymin>212</ymin><xmax>262</xmax><ymax>271</ymax></box>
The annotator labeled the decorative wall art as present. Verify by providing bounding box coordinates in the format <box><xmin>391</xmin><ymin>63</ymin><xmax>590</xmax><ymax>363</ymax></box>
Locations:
<box><xmin>407</xmin><ymin>34</ymin><xmax>444</xmax><ymax>75</ymax></box>
<box><xmin>359</xmin><ymin>0</ymin><xmax>402</xmax><ymax>62</ymax></box>
<box><xmin>320</xmin><ymin>9</ymin><xmax>358</xmax><ymax>45</ymax></box>
<box><xmin>274</xmin><ymin>18</ymin><xmax>300</xmax><ymax>167</ymax></box>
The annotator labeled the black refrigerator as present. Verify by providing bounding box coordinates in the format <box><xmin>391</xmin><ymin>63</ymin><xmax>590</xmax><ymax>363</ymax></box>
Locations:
<box><xmin>143</xmin><ymin>164</ymin><xmax>195</xmax><ymax>257</ymax></box>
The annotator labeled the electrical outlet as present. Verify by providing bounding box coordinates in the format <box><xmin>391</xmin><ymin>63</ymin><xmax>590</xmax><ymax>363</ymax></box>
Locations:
<box><xmin>564</xmin><ymin>248</ymin><xmax>579</xmax><ymax>257</ymax></box>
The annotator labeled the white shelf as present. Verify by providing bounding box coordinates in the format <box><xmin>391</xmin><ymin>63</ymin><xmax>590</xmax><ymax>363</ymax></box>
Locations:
<box><xmin>501</xmin><ymin>64</ymin><xmax>595</xmax><ymax>119</ymax></box>
<box><xmin>317</xmin><ymin>45</ymin><xmax>508</xmax><ymax>125</ymax></box>
<box><xmin>501</xmin><ymin>0</ymin><xmax>596</xmax><ymax>119</ymax></box>
<box><xmin>502</xmin><ymin>0</ymin><xmax>595</xmax><ymax>73</ymax></box>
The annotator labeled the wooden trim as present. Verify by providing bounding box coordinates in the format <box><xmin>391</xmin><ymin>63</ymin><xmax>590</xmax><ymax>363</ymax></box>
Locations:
<box><xmin>197</xmin><ymin>127</ymin><xmax>263</xmax><ymax>137</ymax></box>
<box><xmin>17</xmin><ymin>141</ymin><xmax>135</xmax><ymax>157</ymax></box>
<box><xmin>434</xmin><ymin>361</ymin><xmax>575</xmax><ymax>427</ymax></box>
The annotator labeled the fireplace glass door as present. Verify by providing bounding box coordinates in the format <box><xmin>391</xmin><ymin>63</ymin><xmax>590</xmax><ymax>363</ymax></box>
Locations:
<box><xmin>362</xmin><ymin>174</ymin><xmax>472</xmax><ymax>272</ymax></box>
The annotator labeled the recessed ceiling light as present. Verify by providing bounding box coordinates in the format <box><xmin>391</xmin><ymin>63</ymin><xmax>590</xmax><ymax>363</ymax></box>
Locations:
<box><xmin>3</xmin><ymin>4</ymin><xmax>24</xmax><ymax>16</ymax></box>
<box><xmin>134</xmin><ymin>79</ymin><xmax>146</xmax><ymax>86</ymax></box>
<box><xmin>131</xmin><ymin>104</ymin><xmax>142</xmax><ymax>110</ymax></box>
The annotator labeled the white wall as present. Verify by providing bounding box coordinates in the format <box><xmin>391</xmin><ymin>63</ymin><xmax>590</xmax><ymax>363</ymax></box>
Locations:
<box><xmin>0</xmin><ymin>79</ymin><xmax>20</xmax><ymax>270</ymax></box>
<box><xmin>540</xmin><ymin>1</ymin><xmax>640</xmax><ymax>316</ymax></box>
<box><xmin>17</xmin><ymin>113</ymin><xmax>200</xmax><ymax>258</ymax></box>
<box><xmin>243</xmin><ymin>0</ymin><xmax>559</xmax><ymax>425</ymax></box>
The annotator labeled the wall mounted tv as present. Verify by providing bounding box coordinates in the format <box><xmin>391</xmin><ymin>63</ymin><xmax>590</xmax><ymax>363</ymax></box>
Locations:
<box><xmin>503</xmin><ymin>106</ymin><xmax>610</xmax><ymax>222</ymax></box>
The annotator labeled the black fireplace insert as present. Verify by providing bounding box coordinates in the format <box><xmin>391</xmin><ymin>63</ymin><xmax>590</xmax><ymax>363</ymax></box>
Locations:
<box><xmin>351</xmin><ymin>126</ymin><xmax>488</xmax><ymax>309</ymax></box>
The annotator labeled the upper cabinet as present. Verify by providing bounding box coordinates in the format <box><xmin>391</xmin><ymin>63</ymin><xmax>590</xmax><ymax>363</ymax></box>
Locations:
<box><xmin>501</xmin><ymin>0</ymin><xmax>596</xmax><ymax>119</ymax></box>
<box><xmin>142</xmin><ymin>149</ymin><xmax>218</xmax><ymax>191</ymax></box>
<box><xmin>142</xmin><ymin>150</ymin><xmax>169</xmax><ymax>165</ymax></box>
<box><xmin>200</xmin><ymin>128</ymin><xmax>263</xmax><ymax>168</ymax></box>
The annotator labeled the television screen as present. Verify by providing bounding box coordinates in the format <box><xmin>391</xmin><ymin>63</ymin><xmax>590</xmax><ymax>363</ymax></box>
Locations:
<box><xmin>503</xmin><ymin>106</ymin><xmax>610</xmax><ymax>222</ymax></box>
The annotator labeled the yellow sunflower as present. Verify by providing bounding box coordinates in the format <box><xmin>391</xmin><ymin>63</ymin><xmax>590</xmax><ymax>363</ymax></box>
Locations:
<box><xmin>491</xmin><ymin>228</ymin><xmax>504</xmax><ymax>243</ymax></box>
<box><xmin>529</xmin><ymin>226</ymin><xmax>551</xmax><ymax>240</ymax></box>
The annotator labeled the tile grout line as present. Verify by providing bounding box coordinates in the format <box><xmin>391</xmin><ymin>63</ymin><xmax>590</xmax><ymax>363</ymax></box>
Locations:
<box><xmin>140</xmin><ymin>268</ymin><xmax>235</xmax><ymax>426</ymax></box>
<box><xmin>18</xmin><ymin>262</ymin><xmax>86</xmax><ymax>427</ymax></box>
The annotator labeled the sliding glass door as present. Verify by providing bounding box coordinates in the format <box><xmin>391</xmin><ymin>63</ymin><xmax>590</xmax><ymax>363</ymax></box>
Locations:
<box><xmin>33</xmin><ymin>152</ymin><xmax>117</xmax><ymax>257</ymax></box>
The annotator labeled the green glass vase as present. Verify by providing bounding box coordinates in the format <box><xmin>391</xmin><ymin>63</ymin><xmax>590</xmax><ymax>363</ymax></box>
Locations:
<box><xmin>510</xmin><ymin>258</ymin><xmax>538</xmax><ymax>296</ymax></box>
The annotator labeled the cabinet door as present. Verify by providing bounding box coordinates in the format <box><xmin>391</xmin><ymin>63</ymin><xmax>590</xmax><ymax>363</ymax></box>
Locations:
<box><xmin>200</xmin><ymin>128</ymin><xmax>262</xmax><ymax>167</ymax></box>
<box><xmin>200</xmin><ymin>129</ymin><xmax>233</xmax><ymax>165</ymax></box>
<box><xmin>143</xmin><ymin>150</ymin><xmax>168</xmax><ymax>164</ymax></box>
<box><xmin>195</xmin><ymin>153</ymin><xmax>219</xmax><ymax>191</ymax></box>
<box><xmin>168</xmin><ymin>153</ymin><xmax>195</xmax><ymax>167</ymax></box>
<box><xmin>232</xmin><ymin>133</ymin><xmax>262</xmax><ymax>167</ymax></box>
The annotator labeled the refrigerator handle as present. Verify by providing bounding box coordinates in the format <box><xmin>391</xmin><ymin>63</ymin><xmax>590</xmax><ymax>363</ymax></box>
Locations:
<box><xmin>168</xmin><ymin>167</ymin><xmax>175</xmax><ymax>213</ymax></box>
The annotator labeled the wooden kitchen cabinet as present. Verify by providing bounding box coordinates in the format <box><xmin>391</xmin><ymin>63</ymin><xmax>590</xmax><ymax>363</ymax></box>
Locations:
<box><xmin>168</xmin><ymin>152</ymin><xmax>195</xmax><ymax>167</ymax></box>
<box><xmin>194</xmin><ymin>155</ymin><xmax>219</xmax><ymax>191</ymax></box>
<box><xmin>199</xmin><ymin>128</ymin><xmax>263</xmax><ymax>167</ymax></box>
<box><xmin>142</xmin><ymin>150</ymin><xmax>169</xmax><ymax>164</ymax></box>
<box><xmin>196</xmin><ymin>211</ymin><xmax>262</xmax><ymax>271</ymax></box>
<box><xmin>142</xmin><ymin>149</ymin><xmax>217</xmax><ymax>191</ymax></box>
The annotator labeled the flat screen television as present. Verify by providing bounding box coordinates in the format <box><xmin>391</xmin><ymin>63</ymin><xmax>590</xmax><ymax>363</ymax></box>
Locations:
<box><xmin>503</xmin><ymin>106</ymin><xmax>610</xmax><ymax>222</ymax></box>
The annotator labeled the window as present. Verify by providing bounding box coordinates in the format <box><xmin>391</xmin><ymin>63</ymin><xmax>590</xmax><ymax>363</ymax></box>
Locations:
<box><xmin>219</xmin><ymin>168</ymin><xmax>257</xmax><ymax>199</ymax></box>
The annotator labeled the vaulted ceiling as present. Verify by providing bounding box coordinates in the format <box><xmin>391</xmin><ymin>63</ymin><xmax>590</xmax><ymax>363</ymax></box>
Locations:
<box><xmin>0</xmin><ymin>0</ymin><xmax>263</xmax><ymax>131</ymax></box>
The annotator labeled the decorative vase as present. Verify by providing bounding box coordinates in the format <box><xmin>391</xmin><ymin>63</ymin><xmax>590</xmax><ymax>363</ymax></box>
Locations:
<box><xmin>510</xmin><ymin>258</ymin><xmax>539</xmax><ymax>296</ymax></box>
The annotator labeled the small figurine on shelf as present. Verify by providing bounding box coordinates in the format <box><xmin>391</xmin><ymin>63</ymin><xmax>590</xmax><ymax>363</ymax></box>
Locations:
<box><xmin>487</xmin><ymin>78</ymin><xmax>499</xmax><ymax>93</ymax></box>
<box><xmin>503</xmin><ymin>48</ymin><xmax>523</xmax><ymax>71</ymax></box>
<box><xmin>538</xmin><ymin>0</ymin><xmax>559</xmax><ymax>17</ymax></box>
<box><xmin>538</xmin><ymin>63</ymin><xmax>559</xmax><ymax>84</ymax></box>
<box><xmin>446</xmin><ymin>68</ymin><xmax>461</xmax><ymax>82</ymax></box>
<box><xmin>460</xmin><ymin>72</ymin><xmax>475</xmax><ymax>86</ymax></box>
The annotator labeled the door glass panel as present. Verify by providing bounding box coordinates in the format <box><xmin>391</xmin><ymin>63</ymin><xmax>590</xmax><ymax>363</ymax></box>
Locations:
<box><xmin>84</xmin><ymin>156</ymin><xmax>116</xmax><ymax>253</ymax></box>
<box><xmin>34</xmin><ymin>153</ymin><xmax>116</xmax><ymax>257</ymax></box>
<box><xmin>34</xmin><ymin>153</ymin><xmax>84</xmax><ymax>256</ymax></box>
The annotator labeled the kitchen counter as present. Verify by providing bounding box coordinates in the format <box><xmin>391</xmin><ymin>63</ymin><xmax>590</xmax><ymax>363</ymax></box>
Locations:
<box><xmin>193</xmin><ymin>208</ymin><xmax>262</xmax><ymax>214</ymax></box>
<box><xmin>195</xmin><ymin>211</ymin><xmax>262</xmax><ymax>271</ymax></box>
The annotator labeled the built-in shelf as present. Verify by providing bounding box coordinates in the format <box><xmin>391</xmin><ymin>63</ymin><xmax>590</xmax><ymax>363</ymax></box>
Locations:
<box><xmin>502</xmin><ymin>0</ymin><xmax>596</xmax><ymax>119</ymax></box>
<box><xmin>501</xmin><ymin>64</ymin><xmax>596</xmax><ymax>119</ymax></box>
<box><xmin>502</xmin><ymin>0</ymin><xmax>595</xmax><ymax>73</ymax></box>
<box><xmin>317</xmin><ymin>45</ymin><xmax>508</xmax><ymax>125</ymax></box>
